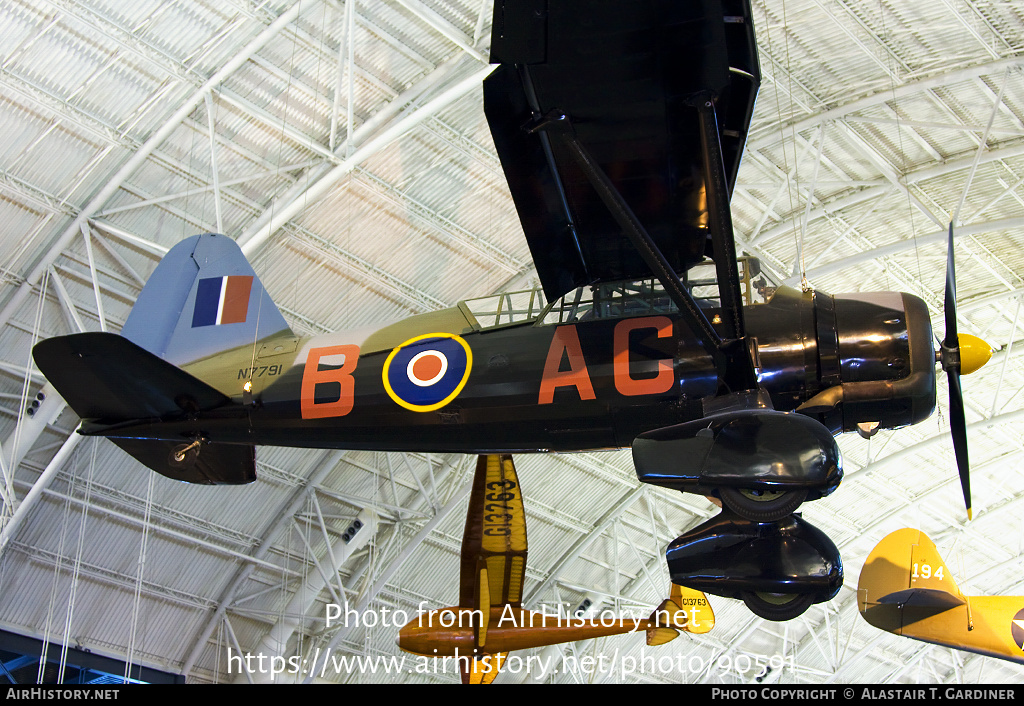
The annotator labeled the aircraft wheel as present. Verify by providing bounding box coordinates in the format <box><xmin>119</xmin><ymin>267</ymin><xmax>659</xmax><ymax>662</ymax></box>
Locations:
<box><xmin>741</xmin><ymin>591</ymin><xmax>814</xmax><ymax>621</ymax></box>
<box><xmin>719</xmin><ymin>487</ymin><xmax>807</xmax><ymax>522</ymax></box>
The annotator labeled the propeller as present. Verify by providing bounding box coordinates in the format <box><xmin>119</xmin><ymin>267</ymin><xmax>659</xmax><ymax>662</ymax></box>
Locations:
<box><xmin>938</xmin><ymin>221</ymin><xmax>993</xmax><ymax>521</ymax></box>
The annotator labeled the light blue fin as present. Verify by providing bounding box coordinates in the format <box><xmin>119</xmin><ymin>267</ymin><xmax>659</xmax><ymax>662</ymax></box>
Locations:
<box><xmin>121</xmin><ymin>234</ymin><xmax>292</xmax><ymax>366</ymax></box>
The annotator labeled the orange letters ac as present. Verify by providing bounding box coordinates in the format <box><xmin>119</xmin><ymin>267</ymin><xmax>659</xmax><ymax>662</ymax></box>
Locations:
<box><xmin>613</xmin><ymin>316</ymin><xmax>675</xmax><ymax>396</ymax></box>
<box><xmin>538</xmin><ymin>326</ymin><xmax>596</xmax><ymax>405</ymax></box>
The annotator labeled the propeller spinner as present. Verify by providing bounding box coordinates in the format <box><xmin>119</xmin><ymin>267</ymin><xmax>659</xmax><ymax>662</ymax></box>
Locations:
<box><xmin>938</xmin><ymin>222</ymin><xmax>993</xmax><ymax>521</ymax></box>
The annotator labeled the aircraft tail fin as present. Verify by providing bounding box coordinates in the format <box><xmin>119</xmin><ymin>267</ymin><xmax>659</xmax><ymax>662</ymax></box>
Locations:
<box><xmin>32</xmin><ymin>332</ymin><xmax>255</xmax><ymax>485</ymax></box>
<box><xmin>859</xmin><ymin>529</ymin><xmax>1024</xmax><ymax>665</ymax></box>
<box><xmin>647</xmin><ymin>584</ymin><xmax>715</xmax><ymax>645</ymax></box>
<box><xmin>859</xmin><ymin>528</ymin><xmax>964</xmax><ymax>608</ymax></box>
<box><xmin>858</xmin><ymin>528</ymin><xmax>966</xmax><ymax>632</ymax></box>
<box><xmin>674</xmin><ymin>583</ymin><xmax>716</xmax><ymax>635</ymax></box>
<box><xmin>120</xmin><ymin>233</ymin><xmax>292</xmax><ymax>367</ymax></box>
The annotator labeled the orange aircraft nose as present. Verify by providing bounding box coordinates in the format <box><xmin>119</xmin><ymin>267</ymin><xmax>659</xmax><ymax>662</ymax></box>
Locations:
<box><xmin>396</xmin><ymin>616</ymin><xmax>425</xmax><ymax>655</ymax></box>
<box><xmin>396</xmin><ymin>607</ymin><xmax>475</xmax><ymax>657</ymax></box>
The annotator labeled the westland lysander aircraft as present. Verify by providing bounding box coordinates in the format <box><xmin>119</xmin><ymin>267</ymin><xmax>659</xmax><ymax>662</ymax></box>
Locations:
<box><xmin>396</xmin><ymin>454</ymin><xmax>714</xmax><ymax>684</ymax></box>
<box><xmin>32</xmin><ymin>1</ymin><xmax>990</xmax><ymax>621</ymax></box>
<box><xmin>859</xmin><ymin>528</ymin><xmax>1024</xmax><ymax>664</ymax></box>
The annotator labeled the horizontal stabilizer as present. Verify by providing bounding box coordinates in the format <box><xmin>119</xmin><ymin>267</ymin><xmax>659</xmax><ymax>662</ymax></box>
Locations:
<box><xmin>33</xmin><ymin>332</ymin><xmax>231</xmax><ymax>422</ymax></box>
<box><xmin>645</xmin><ymin>625</ymin><xmax>679</xmax><ymax>646</ymax></box>
<box><xmin>110</xmin><ymin>437</ymin><xmax>256</xmax><ymax>485</ymax></box>
<box><xmin>34</xmin><ymin>332</ymin><xmax>253</xmax><ymax>484</ymax></box>
<box><xmin>877</xmin><ymin>588</ymin><xmax>966</xmax><ymax>611</ymax></box>
<box><xmin>647</xmin><ymin>584</ymin><xmax>716</xmax><ymax>644</ymax></box>
<box><xmin>647</xmin><ymin>599</ymin><xmax>682</xmax><ymax>646</ymax></box>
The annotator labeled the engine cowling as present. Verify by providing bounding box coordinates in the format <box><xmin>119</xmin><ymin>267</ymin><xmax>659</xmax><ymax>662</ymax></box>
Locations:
<box><xmin>748</xmin><ymin>287</ymin><xmax>937</xmax><ymax>434</ymax></box>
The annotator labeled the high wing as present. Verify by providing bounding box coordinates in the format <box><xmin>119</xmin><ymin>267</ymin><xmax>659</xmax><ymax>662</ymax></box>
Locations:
<box><xmin>484</xmin><ymin>0</ymin><xmax>759</xmax><ymax>330</ymax></box>
<box><xmin>458</xmin><ymin>454</ymin><xmax>528</xmax><ymax>683</ymax></box>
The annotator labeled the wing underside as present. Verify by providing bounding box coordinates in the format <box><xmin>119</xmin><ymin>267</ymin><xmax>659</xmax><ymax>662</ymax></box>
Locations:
<box><xmin>485</xmin><ymin>0</ymin><xmax>760</xmax><ymax>303</ymax></box>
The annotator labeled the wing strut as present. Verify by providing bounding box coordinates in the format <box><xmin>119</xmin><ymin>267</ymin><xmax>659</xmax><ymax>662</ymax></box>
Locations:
<box><xmin>696</xmin><ymin>93</ymin><xmax>746</xmax><ymax>342</ymax></box>
<box><xmin>529</xmin><ymin>109</ymin><xmax>758</xmax><ymax>393</ymax></box>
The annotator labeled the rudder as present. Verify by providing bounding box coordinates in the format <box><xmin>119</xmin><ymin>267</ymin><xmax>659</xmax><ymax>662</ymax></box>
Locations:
<box><xmin>859</xmin><ymin>528</ymin><xmax>963</xmax><ymax>606</ymax></box>
<box><xmin>673</xmin><ymin>583</ymin><xmax>715</xmax><ymax>634</ymax></box>
<box><xmin>647</xmin><ymin>583</ymin><xmax>715</xmax><ymax>645</ymax></box>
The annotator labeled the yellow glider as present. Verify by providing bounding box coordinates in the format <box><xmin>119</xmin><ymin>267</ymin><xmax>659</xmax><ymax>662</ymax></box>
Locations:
<box><xmin>397</xmin><ymin>454</ymin><xmax>714</xmax><ymax>683</ymax></box>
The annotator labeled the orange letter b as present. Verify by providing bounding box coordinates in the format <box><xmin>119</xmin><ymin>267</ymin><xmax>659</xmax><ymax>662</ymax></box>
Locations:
<box><xmin>301</xmin><ymin>345</ymin><xmax>359</xmax><ymax>419</ymax></box>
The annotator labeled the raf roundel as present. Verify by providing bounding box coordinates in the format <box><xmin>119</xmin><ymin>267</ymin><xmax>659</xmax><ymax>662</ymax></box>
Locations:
<box><xmin>383</xmin><ymin>333</ymin><xmax>473</xmax><ymax>412</ymax></box>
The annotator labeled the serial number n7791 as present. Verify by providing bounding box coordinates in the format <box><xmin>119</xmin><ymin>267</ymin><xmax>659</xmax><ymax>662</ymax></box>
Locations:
<box><xmin>238</xmin><ymin>364</ymin><xmax>284</xmax><ymax>379</ymax></box>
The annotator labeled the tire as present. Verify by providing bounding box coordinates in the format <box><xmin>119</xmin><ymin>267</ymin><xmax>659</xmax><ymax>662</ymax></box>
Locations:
<box><xmin>741</xmin><ymin>591</ymin><xmax>815</xmax><ymax>621</ymax></box>
<box><xmin>719</xmin><ymin>486</ymin><xmax>807</xmax><ymax>522</ymax></box>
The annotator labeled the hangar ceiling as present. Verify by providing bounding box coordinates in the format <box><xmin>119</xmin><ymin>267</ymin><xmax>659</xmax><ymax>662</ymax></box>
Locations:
<box><xmin>0</xmin><ymin>0</ymin><xmax>1023</xmax><ymax>684</ymax></box>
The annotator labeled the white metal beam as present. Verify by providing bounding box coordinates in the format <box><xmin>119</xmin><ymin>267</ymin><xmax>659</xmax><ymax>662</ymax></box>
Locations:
<box><xmin>0</xmin><ymin>1</ymin><xmax>308</xmax><ymax>332</ymax></box>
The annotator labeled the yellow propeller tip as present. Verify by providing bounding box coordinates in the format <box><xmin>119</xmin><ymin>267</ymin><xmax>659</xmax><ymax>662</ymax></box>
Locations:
<box><xmin>958</xmin><ymin>333</ymin><xmax>993</xmax><ymax>375</ymax></box>
<box><xmin>966</xmin><ymin>507</ymin><xmax>973</xmax><ymax>522</ymax></box>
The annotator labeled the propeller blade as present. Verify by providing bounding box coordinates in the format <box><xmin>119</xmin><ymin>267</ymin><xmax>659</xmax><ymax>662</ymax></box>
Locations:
<box><xmin>944</xmin><ymin>219</ymin><xmax>971</xmax><ymax>520</ymax></box>
<box><xmin>947</xmin><ymin>368</ymin><xmax>971</xmax><ymax>521</ymax></box>
<box><xmin>943</xmin><ymin>221</ymin><xmax>958</xmax><ymax>350</ymax></box>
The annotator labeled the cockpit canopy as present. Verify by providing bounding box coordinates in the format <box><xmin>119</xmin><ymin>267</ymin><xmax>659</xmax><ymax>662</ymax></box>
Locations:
<box><xmin>460</xmin><ymin>256</ymin><xmax>771</xmax><ymax>331</ymax></box>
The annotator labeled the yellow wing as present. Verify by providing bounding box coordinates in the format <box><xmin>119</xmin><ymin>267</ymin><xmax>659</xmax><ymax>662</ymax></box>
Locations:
<box><xmin>460</xmin><ymin>455</ymin><xmax>528</xmax><ymax>650</ymax></box>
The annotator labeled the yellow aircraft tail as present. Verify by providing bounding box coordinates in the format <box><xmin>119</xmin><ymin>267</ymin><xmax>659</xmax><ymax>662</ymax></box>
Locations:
<box><xmin>859</xmin><ymin>527</ymin><xmax>966</xmax><ymax>633</ymax></box>
<box><xmin>858</xmin><ymin>528</ymin><xmax>1024</xmax><ymax>664</ymax></box>
<box><xmin>646</xmin><ymin>584</ymin><xmax>715</xmax><ymax>645</ymax></box>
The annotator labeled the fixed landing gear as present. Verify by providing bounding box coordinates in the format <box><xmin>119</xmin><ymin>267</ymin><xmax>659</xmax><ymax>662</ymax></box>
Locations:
<box><xmin>633</xmin><ymin>408</ymin><xmax>845</xmax><ymax>621</ymax></box>
<box><xmin>662</xmin><ymin>510</ymin><xmax>843</xmax><ymax>622</ymax></box>
<box><xmin>632</xmin><ymin>408</ymin><xmax>843</xmax><ymax>521</ymax></box>
<box><xmin>719</xmin><ymin>487</ymin><xmax>808</xmax><ymax>523</ymax></box>
<box><xmin>741</xmin><ymin>591</ymin><xmax>816</xmax><ymax>622</ymax></box>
